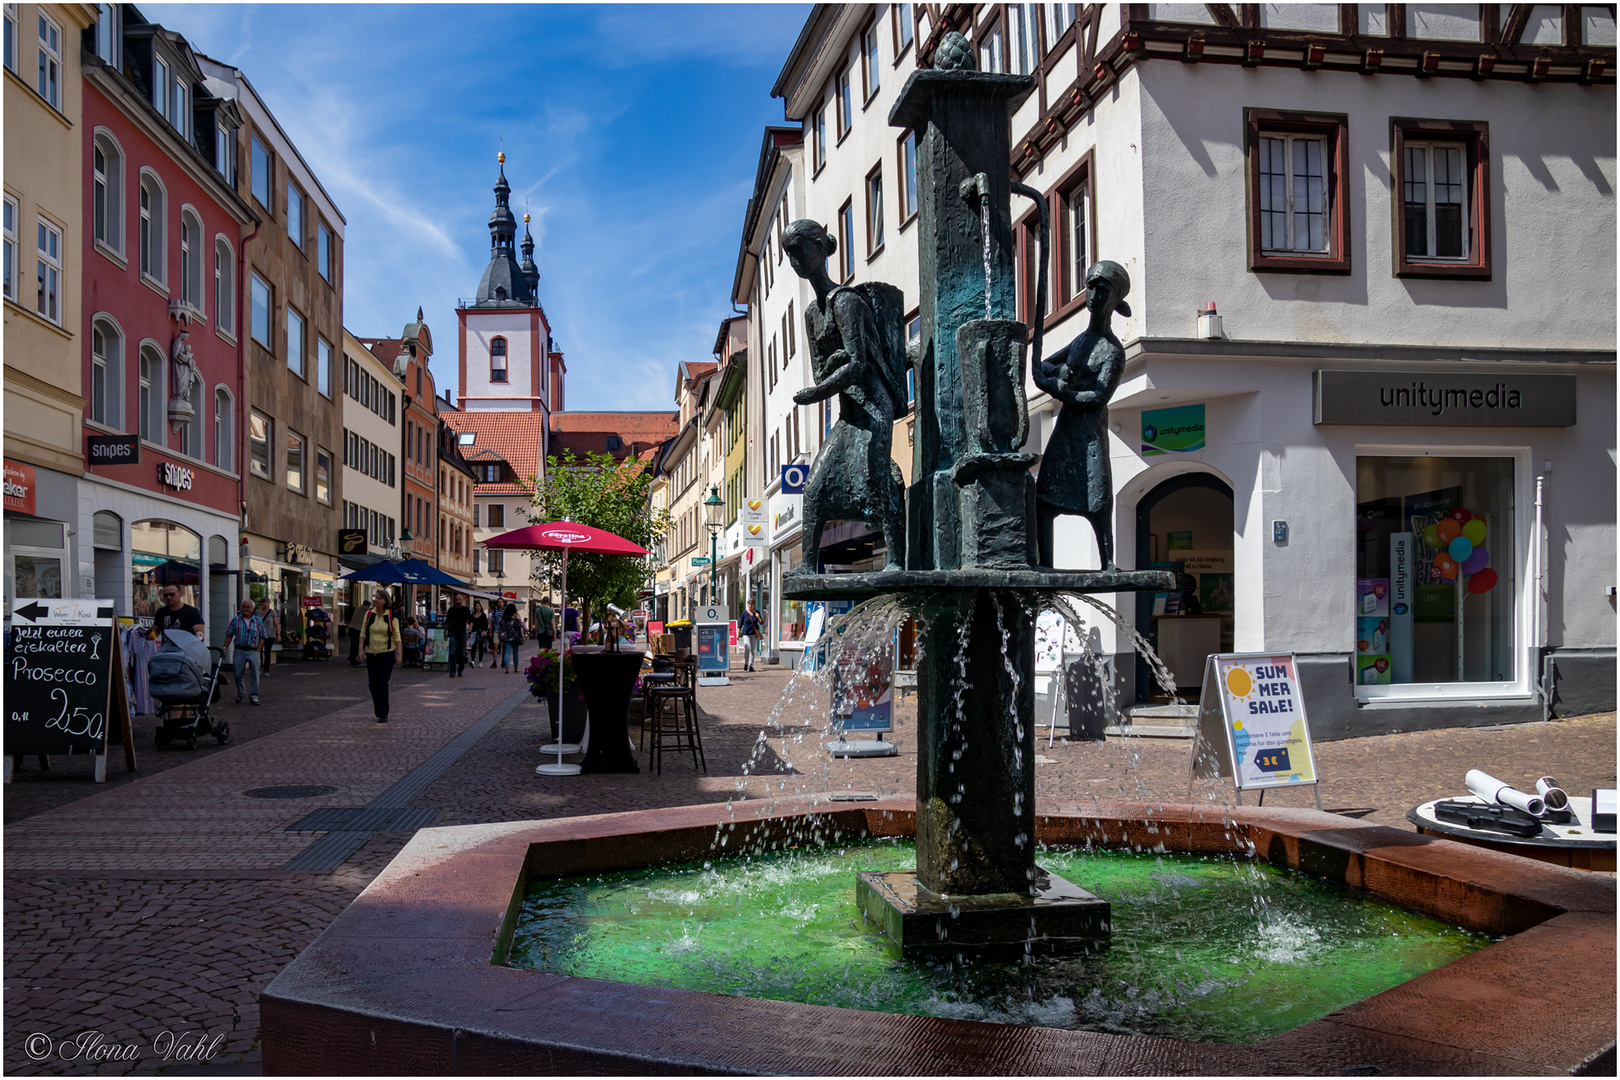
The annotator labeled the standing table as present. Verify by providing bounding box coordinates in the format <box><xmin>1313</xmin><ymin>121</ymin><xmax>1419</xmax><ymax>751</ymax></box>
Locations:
<box><xmin>1408</xmin><ymin>795</ymin><xmax>1615</xmax><ymax>872</ymax></box>
<box><xmin>571</xmin><ymin>647</ymin><xmax>644</xmax><ymax>774</ymax></box>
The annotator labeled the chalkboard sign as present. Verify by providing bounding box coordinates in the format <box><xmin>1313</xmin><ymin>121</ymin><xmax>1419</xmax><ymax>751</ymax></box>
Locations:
<box><xmin>5</xmin><ymin>600</ymin><xmax>135</xmax><ymax>781</ymax></box>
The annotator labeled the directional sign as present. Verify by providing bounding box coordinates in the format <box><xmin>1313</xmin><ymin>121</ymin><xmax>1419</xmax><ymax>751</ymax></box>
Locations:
<box><xmin>10</xmin><ymin>599</ymin><xmax>116</xmax><ymax>626</ymax></box>
<box><xmin>691</xmin><ymin>556</ymin><xmax>712</xmax><ymax>567</ymax></box>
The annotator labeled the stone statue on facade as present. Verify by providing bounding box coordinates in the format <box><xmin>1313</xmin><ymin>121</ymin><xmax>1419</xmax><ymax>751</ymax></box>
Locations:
<box><xmin>1033</xmin><ymin>260</ymin><xmax>1131</xmax><ymax>570</ymax></box>
<box><xmin>169</xmin><ymin>330</ymin><xmax>199</xmax><ymax>425</ymax></box>
<box><xmin>782</xmin><ymin>220</ymin><xmax>909</xmax><ymax>573</ymax></box>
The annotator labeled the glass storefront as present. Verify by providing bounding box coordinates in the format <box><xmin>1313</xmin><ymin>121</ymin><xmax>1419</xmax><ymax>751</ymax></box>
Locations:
<box><xmin>1355</xmin><ymin>456</ymin><xmax>1515</xmax><ymax>688</ymax></box>
<box><xmin>776</xmin><ymin>543</ymin><xmax>806</xmax><ymax>643</ymax></box>
<box><xmin>6</xmin><ymin>518</ymin><xmax>67</xmax><ymax>606</ymax></box>
<box><xmin>131</xmin><ymin>520</ymin><xmax>201</xmax><ymax>614</ymax></box>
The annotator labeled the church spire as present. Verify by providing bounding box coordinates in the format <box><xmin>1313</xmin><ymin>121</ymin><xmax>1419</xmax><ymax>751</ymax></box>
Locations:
<box><xmin>520</xmin><ymin>209</ymin><xmax>539</xmax><ymax>296</ymax></box>
<box><xmin>473</xmin><ymin>148</ymin><xmax>533</xmax><ymax>306</ymax></box>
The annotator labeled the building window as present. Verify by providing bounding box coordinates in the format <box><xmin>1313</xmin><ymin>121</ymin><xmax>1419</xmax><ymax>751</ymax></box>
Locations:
<box><xmin>214</xmin><ymin>387</ymin><xmax>233</xmax><ymax>471</ymax></box>
<box><xmin>1355</xmin><ymin>455</ymin><xmax>1515</xmax><ymax>691</ymax></box>
<box><xmin>180</xmin><ymin>209</ymin><xmax>202</xmax><ymax>313</ymax></box>
<box><xmin>251</xmin><ymin>133</ymin><xmax>272</xmax><ymax>211</ymax></box>
<box><xmin>34</xmin><ymin>216</ymin><xmax>60</xmax><ymax>324</ymax></box>
<box><xmin>893</xmin><ymin>2</ymin><xmax>913</xmax><ymax>55</ymax></box>
<box><xmin>1055</xmin><ymin>161</ymin><xmax>1092</xmax><ymax>309</ymax></box>
<box><xmin>898</xmin><ymin>131</ymin><xmax>918</xmax><ymax>223</ymax></box>
<box><xmin>93</xmin><ymin>3</ymin><xmax>120</xmax><ymax>66</ymax></box>
<box><xmin>837</xmin><ymin>198</ymin><xmax>855</xmax><ymax>282</ymax></box>
<box><xmin>1044</xmin><ymin>3</ymin><xmax>1075</xmax><ymax>50</ymax></box>
<box><xmin>861</xmin><ymin>19</ymin><xmax>880</xmax><ymax>99</ymax></box>
<box><xmin>315</xmin><ymin>447</ymin><xmax>332</xmax><ymax>504</ymax></box>
<box><xmin>286</xmin><ymin>183</ymin><xmax>304</xmax><ymax>248</ymax></box>
<box><xmin>1</xmin><ymin>194</ymin><xmax>14</xmax><ymax>301</ymax></box>
<box><xmin>318</xmin><ymin>221</ymin><xmax>334</xmax><ymax>282</ymax></box>
<box><xmin>1008</xmin><ymin>4</ymin><xmax>1038</xmax><ymax>75</ymax></box>
<box><xmin>786</xmin><ymin>300</ymin><xmax>795</xmax><ymax>356</ymax></box>
<box><xmin>139</xmin><ymin>173</ymin><xmax>165</xmax><ymax>283</ymax></box>
<box><xmin>214</xmin><ymin>238</ymin><xmax>234</xmax><ymax>336</ymax></box>
<box><xmin>168</xmin><ymin>67</ymin><xmax>187</xmax><ymax>139</ymax></box>
<box><xmin>91</xmin><ymin>319</ymin><xmax>124</xmax><ymax>427</ymax></box>
<box><xmin>286</xmin><ymin>429</ymin><xmax>305</xmax><ymax>493</ymax></box>
<box><xmin>2</xmin><ymin>4</ymin><xmax>15</xmax><ymax>72</ymax></box>
<box><xmin>316</xmin><ymin>337</ymin><xmax>332</xmax><ymax>397</ymax></box>
<box><xmin>249</xmin><ymin>409</ymin><xmax>270</xmax><ymax>478</ymax></box>
<box><xmin>836</xmin><ymin>66</ymin><xmax>853</xmax><ymax>139</ymax></box>
<box><xmin>286</xmin><ymin>307</ymin><xmax>305</xmax><ymax>377</ymax></box>
<box><xmin>215</xmin><ymin>122</ymin><xmax>236</xmax><ymax>184</ymax></box>
<box><xmin>92</xmin><ymin>134</ymin><xmax>124</xmax><ymax>254</ymax></box>
<box><xmin>866</xmin><ymin>166</ymin><xmax>884</xmax><ymax>255</ymax></box>
<box><xmin>36</xmin><ymin>11</ymin><xmax>59</xmax><ymax>109</ymax></box>
<box><xmin>138</xmin><ymin>345</ymin><xmax>164</xmax><ymax>443</ymax></box>
<box><xmin>487</xmin><ymin>549</ymin><xmax>504</xmax><ymax>576</ymax></box>
<box><xmin>813</xmin><ymin>104</ymin><xmax>827</xmax><ymax>173</ymax></box>
<box><xmin>1392</xmin><ymin>119</ymin><xmax>1490</xmax><ymax>279</ymax></box>
<box><xmin>490</xmin><ymin>336</ymin><xmax>508</xmax><ymax>382</ymax></box>
<box><xmin>1245</xmin><ymin>110</ymin><xmax>1350</xmax><ymax>274</ymax></box>
<box><xmin>979</xmin><ymin>20</ymin><xmax>1005</xmax><ymax>72</ymax></box>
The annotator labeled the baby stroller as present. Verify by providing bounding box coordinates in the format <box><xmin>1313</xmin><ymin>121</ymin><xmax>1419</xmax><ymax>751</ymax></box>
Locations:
<box><xmin>149</xmin><ymin>630</ymin><xmax>230</xmax><ymax>750</ymax></box>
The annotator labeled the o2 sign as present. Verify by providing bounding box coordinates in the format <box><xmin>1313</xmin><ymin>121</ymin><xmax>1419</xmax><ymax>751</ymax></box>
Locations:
<box><xmin>780</xmin><ymin>464</ymin><xmax>807</xmax><ymax>495</ymax></box>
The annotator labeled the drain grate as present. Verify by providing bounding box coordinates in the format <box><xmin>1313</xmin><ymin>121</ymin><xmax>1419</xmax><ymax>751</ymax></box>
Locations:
<box><xmin>286</xmin><ymin>807</ymin><xmax>438</xmax><ymax>833</ymax></box>
<box><xmin>244</xmin><ymin>785</ymin><xmax>340</xmax><ymax>799</ymax></box>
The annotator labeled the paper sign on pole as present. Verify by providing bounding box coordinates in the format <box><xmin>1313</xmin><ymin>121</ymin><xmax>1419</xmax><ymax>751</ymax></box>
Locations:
<box><xmin>1189</xmin><ymin>652</ymin><xmax>1319</xmax><ymax>806</ymax></box>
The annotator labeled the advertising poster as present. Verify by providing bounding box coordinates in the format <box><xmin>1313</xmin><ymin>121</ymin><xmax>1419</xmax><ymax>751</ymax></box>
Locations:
<box><xmin>1141</xmin><ymin>404</ymin><xmax>1206</xmax><ymax>456</ymax></box>
<box><xmin>1355</xmin><ymin>578</ymin><xmax>1389</xmax><ymax>618</ymax></box>
<box><xmin>833</xmin><ymin>644</ymin><xmax>893</xmax><ymax>734</ymax></box>
<box><xmin>1388</xmin><ymin>532</ymin><xmax>1414</xmax><ymax>682</ymax></box>
<box><xmin>1355</xmin><ymin>617</ymin><xmax>1391</xmax><ymax>685</ymax></box>
<box><xmin>695</xmin><ymin>623</ymin><xmax>728</xmax><ymax>673</ymax></box>
<box><xmin>423</xmin><ymin>629</ymin><xmax>447</xmax><ymax>666</ymax></box>
<box><xmin>1213</xmin><ymin>653</ymin><xmax>1317</xmax><ymax>789</ymax></box>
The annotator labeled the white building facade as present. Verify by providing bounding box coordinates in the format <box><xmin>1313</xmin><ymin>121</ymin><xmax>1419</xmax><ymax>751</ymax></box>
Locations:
<box><xmin>759</xmin><ymin>2</ymin><xmax>1615</xmax><ymax>732</ymax></box>
<box><xmin>339</xmin><ymin>329</ymin><xmax>399</xmax><ymax>559</ymax></box>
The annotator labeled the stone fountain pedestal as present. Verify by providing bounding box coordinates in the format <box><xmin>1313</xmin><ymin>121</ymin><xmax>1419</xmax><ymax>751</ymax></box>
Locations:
<box><xmin>856</xmin><ymin>866</ymin><xmax>1109</xmax><ymax>957</ymax></box>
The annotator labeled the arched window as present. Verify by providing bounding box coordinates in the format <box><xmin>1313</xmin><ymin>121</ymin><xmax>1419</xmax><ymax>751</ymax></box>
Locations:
<box><xmin>138</xmin><ymin>171</ymin><xmax>165</xmax><ymax>283</ymax></box>
<box><xmin>180</xmin><ymin>207</ymin><xmax>202</xmax><ymax>312</ymax></box>
<box><xmin>214</xmin><ymin>236</ymin><xmax>234</xmax><ymax>336</ymax></box>
<box><xmin>92</xmin><ymin>131</ymin><xmax>124</xmax><ymax>255</ymax></box>
<box><xmin>490</xmin><ymin>336</ymin><xmax>508</xmax><ymax>382</ymax></box>
<box><xmin>180</xmin><ymin>379</ymin><xmax>204</xmax><ymax>458</ymax></box>
<box><xmin>138</xmin><ymin>343</ymin><xmax>164</xmax><ymax>443</ymax></box>
<box><xmin>214</xmin><ymin>386</ymin><xmax>234</xmax><ymax>471</ymax></box>
<box><xmin>90</xmin><ymin>316</ymin><xmax>124</xmax><ymax>428</ymax></box>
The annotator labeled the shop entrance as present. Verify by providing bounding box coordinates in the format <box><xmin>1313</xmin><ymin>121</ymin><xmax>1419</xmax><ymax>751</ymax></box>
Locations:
<box><xmin>1134</xmin><ymin>474</ymin><xmax>1234</xmax><ymax>703</ymax></box>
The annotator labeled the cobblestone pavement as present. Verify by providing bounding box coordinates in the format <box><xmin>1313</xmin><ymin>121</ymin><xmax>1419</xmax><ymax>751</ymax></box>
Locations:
<box><xmin>3</xmin><ymin>656</ymin><xmax>1614</xmax><ymax>1075</ymax></box>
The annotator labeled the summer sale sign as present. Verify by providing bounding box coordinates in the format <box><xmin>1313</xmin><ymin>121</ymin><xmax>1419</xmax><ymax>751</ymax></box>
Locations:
<box><xmin>1212</xmin><ymin>653</ymin><xmax>1317</xmax><ymax>790</ymax></box>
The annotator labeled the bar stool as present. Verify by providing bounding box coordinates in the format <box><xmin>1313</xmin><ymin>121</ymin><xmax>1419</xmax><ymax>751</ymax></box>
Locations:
<box><xmin>646</xmin><ymin>657</ymin><xmax>705</xmax><ymax>775</ymax></box>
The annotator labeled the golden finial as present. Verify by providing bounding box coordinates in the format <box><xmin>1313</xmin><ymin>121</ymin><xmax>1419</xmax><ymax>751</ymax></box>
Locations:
<box><xmin>524</xmin><ymin>212</ymin><xmax>531</xmax><ymax>224</ymax></box>
<box><xmin>498</xmin><ymin>151</ymin><xmax>506</xmax><ymax>165</ymax></box>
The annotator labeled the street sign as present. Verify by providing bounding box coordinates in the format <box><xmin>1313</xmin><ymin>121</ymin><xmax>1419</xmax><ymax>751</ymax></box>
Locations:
<box><xmin>691</xmin><ymin>556</ymin><xmax>712</xmax><ymax>567</ymax></box>
<box><xmin>780</xmin><ymin>464</ymin><xmax>808</xmax><ymax>495</ymax></box>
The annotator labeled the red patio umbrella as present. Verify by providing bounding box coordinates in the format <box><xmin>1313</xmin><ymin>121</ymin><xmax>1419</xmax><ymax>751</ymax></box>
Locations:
<box><xmin>484</xmin><ymin>522</ymin><xmax>648</xmax><ymax>776</ymax></box>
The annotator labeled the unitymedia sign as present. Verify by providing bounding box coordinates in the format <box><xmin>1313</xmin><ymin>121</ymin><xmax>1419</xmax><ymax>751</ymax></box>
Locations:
<box><xmin>1313</xmin><ymin>370</ymin><xmax>1576</xmax><ymax>427</ymax></box>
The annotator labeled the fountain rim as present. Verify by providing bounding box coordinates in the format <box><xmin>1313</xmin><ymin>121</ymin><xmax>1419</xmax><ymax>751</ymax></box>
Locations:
<box><xmin>779</xmin><ymin>567</ymin><xmax>1176</xmax><ymax>601</ymax></box>
<box><xmin>261</xmin><ymin>796</ymin><xmax>1616</xmax><ymax>1076</ymax></box>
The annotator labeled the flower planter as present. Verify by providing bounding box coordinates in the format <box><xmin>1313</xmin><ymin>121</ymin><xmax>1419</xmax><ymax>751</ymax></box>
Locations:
<box><xmin>544</xmin><ymin>688</ymin><xmax>588</xmax><ymax>744</ymax></box>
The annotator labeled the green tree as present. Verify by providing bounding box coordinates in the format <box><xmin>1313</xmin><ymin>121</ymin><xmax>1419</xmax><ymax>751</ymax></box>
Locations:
<box><xmin>525</xmin><ymin>449</ymin><xmax>670</xmax><ymax>635</ymax></box>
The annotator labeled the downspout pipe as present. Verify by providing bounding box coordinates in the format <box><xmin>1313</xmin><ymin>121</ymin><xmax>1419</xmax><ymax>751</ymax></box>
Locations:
<box><xmin>236</xmin><ymin>217</ymin><xmax>260</xmax><ymax>608</ymax></box>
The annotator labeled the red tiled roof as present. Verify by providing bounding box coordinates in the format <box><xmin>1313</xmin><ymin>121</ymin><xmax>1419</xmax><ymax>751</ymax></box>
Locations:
<box><xmin>549</xmin><ymin>411</ymin><xmax>679</xmax><ymax>463</ymax></box>
<box><xmin>441</xmin><ymin>410</ymin><xmax>548</xmax><ymax>495</ymax></box>
<box><xmin>361</xmin><ymin>338</ymin><xmax>406</xmax><ymax>368</ymax></box>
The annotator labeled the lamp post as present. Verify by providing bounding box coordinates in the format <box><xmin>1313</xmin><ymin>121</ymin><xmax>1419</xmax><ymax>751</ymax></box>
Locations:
<box><xmin>703</xmin><ymin>484</ymin><xmax>724</xmax><ymax>609</ymax></box>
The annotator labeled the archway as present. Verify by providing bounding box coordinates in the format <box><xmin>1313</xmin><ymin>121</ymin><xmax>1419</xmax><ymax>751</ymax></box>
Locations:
<box><xmin>1133</xmin><ymin>473</ymin><xmax>1235</xmax><ymax>704</ymax></box>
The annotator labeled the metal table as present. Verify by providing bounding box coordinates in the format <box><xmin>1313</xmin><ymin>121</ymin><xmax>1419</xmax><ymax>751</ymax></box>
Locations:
<box><xmin>1408</xmin><ymin>795</ymin><xmax>1615</xmax><ymax>872</ymax></box>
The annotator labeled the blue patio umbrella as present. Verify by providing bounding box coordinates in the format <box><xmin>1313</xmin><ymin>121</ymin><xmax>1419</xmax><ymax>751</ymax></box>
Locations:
<box><xmin>338</xmin><ymin>558</ymin><xmax>472</xmax><ymax>589</ymax></box>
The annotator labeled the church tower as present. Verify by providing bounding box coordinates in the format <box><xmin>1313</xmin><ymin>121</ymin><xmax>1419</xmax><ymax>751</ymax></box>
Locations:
<box><xmin>456</xmin><ymin>152</ymin><xmax>563</xmax><ymax>413</ymax></box>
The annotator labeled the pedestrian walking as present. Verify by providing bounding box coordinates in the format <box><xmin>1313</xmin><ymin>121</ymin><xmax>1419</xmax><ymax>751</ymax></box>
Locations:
<box><xmin>488</xmin><ymin>603</ymin><xmax>504</xmax><ymax>667</ymax></box>
<box><xmin>445</xmin><ymin>594</ymin><xmax>471</xmax><ymax>677</ymax></box>
<box><xmin>535</xmin><ymin>599</ymin><xmax>555</xmax><ymax>652</ymax></box>
<box><xmin>256</xmin><ymin>599</ymin><xmax>279</xmax><ymax>675</ymax></box>
<box><xmin>153</xmin><ymin>586</ymin><xmax>205</xmax><ymax>640</ymax></box>
<box><xmin>347</xmin><ymin>601</ymin><xmax>366</xmax><ymax>666</ymax></box>
<box><xmin>470</xmin><ymin>602</ymin><xmax>489</xmax><ymax>667</ymax></box>
<box><xmin>499</xmin><ymin>602</ymin><xmax>524</xmax><ymax>673</ymax></box>
<box><xmin>358</xmin><ymin>589</ymin><xmax>403</xmax><ymax>723</ymax></box>
<box><xmin>223</xmin><ymin>599</ymin><xmax>264</xmax><ymax>705</ymax></box>
<box><xmin>739</xmin><ymin>600</ymin><xmax>765</xmax><ymax>672</ymax></box>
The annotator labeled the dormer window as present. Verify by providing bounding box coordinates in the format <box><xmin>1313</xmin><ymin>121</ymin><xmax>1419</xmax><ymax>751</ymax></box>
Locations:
<box><xmin>605</xmin><ymin>435</ymin><xmax>623</xmax><ymax>452</ymax></box>
<box><xmin>151</xmin><ymin>48</ymin><xmax>189</xmax><ymax>140</ymax></box>
<box><xmin>490</xmin><ymin>336</ymin><xmax>508</xmax><ymax>383</ymax></box>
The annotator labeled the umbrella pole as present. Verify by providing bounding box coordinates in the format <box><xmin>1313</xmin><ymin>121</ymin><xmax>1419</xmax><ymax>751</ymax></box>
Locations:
<box><xmin>536</xmin><ymin>548</ymin><xmax>581</xmax><ymax>777</ymax></box>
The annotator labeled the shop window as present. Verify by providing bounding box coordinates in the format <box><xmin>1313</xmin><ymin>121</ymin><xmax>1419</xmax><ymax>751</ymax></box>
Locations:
<box><xmin>249</xmin><ymin>409</ymin><xmax>271</xmax><ymax>478</ymax></box>
<box><xmin>1354</xmin><ymin>456</ymin><xmax>1515</xmax><ymax>692</ymax></box>
<box><xmin>131</xmin><ymin>519</ymin><xmax>201</xmax><ymax>614</ymax></box>
<box><xmin>1245</xmin><ymin>109</ymin><xmax>1350</xmax><ymax>274</ymax></box>
<box><xmin>1391</xmin><ymin>119</ymin><xmax>1490</xmax><ymax>279</ymax></box>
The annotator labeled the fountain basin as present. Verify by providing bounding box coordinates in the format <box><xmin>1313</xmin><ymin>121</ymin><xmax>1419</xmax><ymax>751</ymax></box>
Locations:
<box><xmin>260</xmin><ymin>797</ymin><xmax>1616</xmax><ymax>1075</ymax></box>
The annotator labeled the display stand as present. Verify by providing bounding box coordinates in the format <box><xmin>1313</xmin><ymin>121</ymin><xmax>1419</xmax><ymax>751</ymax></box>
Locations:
<box><xmin>1187</xmin><ymin>652</ymin><xmax>1321</xmax><ymax>810</ymax></box>
<box><xmin>694</xmin><ymin>605</ymin><xmax>730</xmax><ymax>686</ymax></box>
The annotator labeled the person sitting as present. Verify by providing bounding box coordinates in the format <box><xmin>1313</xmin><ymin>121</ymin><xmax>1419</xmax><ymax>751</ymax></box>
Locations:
<box><xmin>401</xmin><ymin>617</ymin><xmax>426</xmax><ymax>667</ymax></box>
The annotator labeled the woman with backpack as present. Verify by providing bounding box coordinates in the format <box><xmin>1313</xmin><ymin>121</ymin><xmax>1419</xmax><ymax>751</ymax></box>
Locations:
<box><xmin>499</xmin><ymin>602</ymin><xmax>525</xmax><ymax>673</ymax></box>
<box><xmin>357</xmin><ymin>589</ymin><xmax>403</xmax><ymax>723</ymax></box>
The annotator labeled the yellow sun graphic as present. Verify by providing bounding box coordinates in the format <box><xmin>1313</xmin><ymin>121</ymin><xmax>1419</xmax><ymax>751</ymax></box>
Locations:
<box><xmin>1225</xmin><ymin>667</ymin><xmax>1252</xmax><ymax>698</ymax></box>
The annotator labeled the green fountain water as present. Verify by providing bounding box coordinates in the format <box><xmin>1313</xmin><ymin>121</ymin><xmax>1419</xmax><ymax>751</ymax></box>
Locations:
<box><xmin>508</xmin><ymin>839</ymin><xmax>1490</xmax><ymax>1044</ymax></box>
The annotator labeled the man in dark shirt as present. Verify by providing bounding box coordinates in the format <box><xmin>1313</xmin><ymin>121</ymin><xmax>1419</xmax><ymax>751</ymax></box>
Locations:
<box><xmin>444</xmin><ymin>595</ymin><xmax>471</xmax><ymax>678</ymax></box>
<box><xmin>153</xmin><ymin>586</ymin><xmax>205</xmax><ymax>639</ymax></box>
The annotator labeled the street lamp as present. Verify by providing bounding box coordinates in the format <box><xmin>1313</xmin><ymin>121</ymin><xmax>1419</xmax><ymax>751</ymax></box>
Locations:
<box><xmin>703</xmin><ymin>484</ymin><xmax>724</xmax><ymax>608</ymax></box>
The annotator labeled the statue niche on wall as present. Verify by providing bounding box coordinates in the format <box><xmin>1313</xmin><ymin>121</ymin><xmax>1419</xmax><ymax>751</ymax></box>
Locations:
<box><xmin>782</xmin><ymin>220</ymin><xmax>909</xmax><ymax>574</ymax></box>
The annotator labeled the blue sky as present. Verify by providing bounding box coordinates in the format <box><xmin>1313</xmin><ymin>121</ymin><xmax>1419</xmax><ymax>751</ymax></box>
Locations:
<box><xmin>144</xmin><ymin>3</ymin><xmax>810</xmax><ymax>412</ymax></box>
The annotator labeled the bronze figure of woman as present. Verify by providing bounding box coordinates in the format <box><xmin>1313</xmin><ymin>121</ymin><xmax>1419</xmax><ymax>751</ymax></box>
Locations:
<box><xmin>1033</xmin><ymin>260</ymin><xmax>1130</xmax><ymax>570</ymax></box>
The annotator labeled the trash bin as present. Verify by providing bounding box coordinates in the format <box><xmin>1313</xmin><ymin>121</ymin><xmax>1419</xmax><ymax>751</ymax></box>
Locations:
<box><xmin>667</xmin><ymin>620</ymin><xmax>693</xmax><ymax>653</ymax></box>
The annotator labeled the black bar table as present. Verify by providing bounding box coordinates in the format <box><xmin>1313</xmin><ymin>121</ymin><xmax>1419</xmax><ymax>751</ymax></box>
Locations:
<box><xmin>572</xmin><ymin>646</ymin><xmax>644</xmax><ymax>774</ymax></box>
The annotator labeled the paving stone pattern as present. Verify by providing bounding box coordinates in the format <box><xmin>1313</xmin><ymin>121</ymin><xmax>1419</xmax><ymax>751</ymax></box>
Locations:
<box><xmin>3</xmin><ymin>655</ymin><xmax>1614</xmax><ymax>1075</ymax></box>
